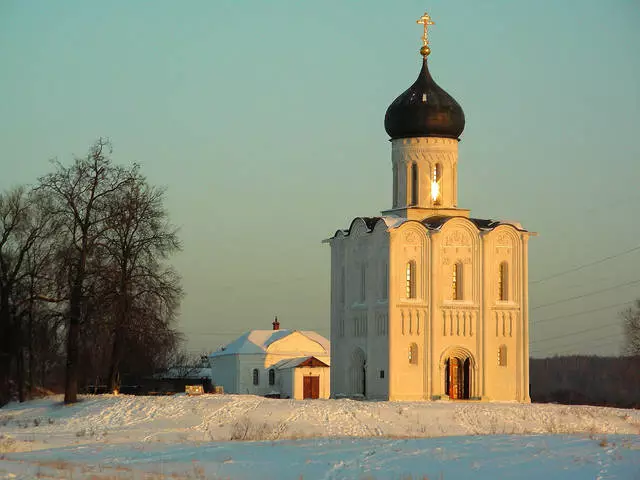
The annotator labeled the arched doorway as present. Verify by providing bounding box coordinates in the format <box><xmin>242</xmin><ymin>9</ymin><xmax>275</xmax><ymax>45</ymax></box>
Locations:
<box><xmin>440</xmin><ymin>347</ymin><xmax>475</xmax><ymax>400</ymax></box>
<box><xmin>444</xmin><ymin>357</ymin><xmax>470</xmax><ymax>399</ymax></box>
<box><xmin>350</xmin><ymin>347</ymin><xmax>366</xmax><ymax>397</ymax></box>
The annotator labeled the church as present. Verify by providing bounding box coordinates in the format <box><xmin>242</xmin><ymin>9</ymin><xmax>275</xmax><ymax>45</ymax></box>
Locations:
<box><xmin>325</xmin><ymin>13</ymin><xmax>535</xmax><ymax>402</ymax></box>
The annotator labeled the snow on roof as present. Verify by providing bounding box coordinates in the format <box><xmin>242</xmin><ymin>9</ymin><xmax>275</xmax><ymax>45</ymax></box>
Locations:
<box><xmin>298</xmin><ymin>330</ymin><xmax>330</xmax><ymax>351</ymax></box>
<box><xmin>274</xmin><ymin>356</ymin><xmax>331</xmax><ymax>370</ymax></box>
<box><xmin>209</xmin><ymin>329</ymin><xmax>329</xmax><ymax>358</ymax></box>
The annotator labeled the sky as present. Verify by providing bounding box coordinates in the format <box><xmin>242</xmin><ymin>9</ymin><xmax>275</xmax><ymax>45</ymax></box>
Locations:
<box><xmin>1</xmin><ymin>0</ymin><xmax>639</xmax><ymax>357</ymax></box>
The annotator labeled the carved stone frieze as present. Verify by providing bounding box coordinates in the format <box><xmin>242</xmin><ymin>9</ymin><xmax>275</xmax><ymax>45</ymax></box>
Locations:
<box><xmin>444</xmin><ymin>230</ymin><xmax>471</xmax><ymax>247</ymax></box>
<box><xmin>404</xmin><ymin>231</ymin><xmax>421</xmax><ymax>244</ymax></box>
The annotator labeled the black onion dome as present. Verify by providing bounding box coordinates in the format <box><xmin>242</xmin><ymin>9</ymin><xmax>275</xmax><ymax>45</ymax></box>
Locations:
<box><xmin>384</xmin><ymin>58</ymin><xmax>465</xmax><ymax>140</ymax></box>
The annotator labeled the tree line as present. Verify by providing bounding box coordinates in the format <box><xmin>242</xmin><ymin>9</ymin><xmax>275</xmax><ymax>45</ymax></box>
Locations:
<box><xmin>530</xmin><ymin>355</ymin><xmax>640</xmax><ymax>408</ymax></box>
<box><xmin>0</xmin><ymin>139</ymin><xmax>183</xmax><ymax>406</ymax></box>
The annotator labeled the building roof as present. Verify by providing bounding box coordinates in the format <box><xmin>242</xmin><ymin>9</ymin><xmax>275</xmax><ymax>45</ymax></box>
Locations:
<box><xmin>273</xmin><ymin>356</ymin><xmax>330</xmax><ymax>370</ymax></box>
<box><xmin>329</xmin><ymin>215</ymin><xmax>528</xmax><ymax>240</ymax></box>
<box><xmin>209</xmin><ymin>329</ymin><xmax>330</xmax><ymax>358</ymax></box>
<box><xmin>384</xmin><ymin>58</ymin><xmax>465</xmax><ymax>140</ymax></box>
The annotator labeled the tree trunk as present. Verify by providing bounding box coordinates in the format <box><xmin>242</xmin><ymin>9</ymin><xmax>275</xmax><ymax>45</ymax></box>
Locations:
<box><xmin>0</xmin><ymin>291</ymin><xmax>13</xmax><ymax>406</ymax></box>
<box><xmin>108</xmin><ymin>273</ymin><xmax>128</xmax><ymax>393</ymax></box>
<box><xmin>17</xmin><ymin>344</ymin><xmax>25</xmax><ymax>403</ymax></box>
<box><xmin>27</xmin><ymin>306</ymin><xmax>33</xmax><ymax>398</ymax></box>
<box><xmin>107</xmin><ymin>330</ymin><xmax>121</xmax><ymax>393</ymax></box>
<box><xmin>64</xmin><ymin>281</ymin><xmax>83</xmax><ymax>404</ymax></box>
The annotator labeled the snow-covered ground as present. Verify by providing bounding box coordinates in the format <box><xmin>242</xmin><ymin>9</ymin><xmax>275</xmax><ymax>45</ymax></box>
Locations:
<box><xmin>1</xmin><ymin>394</ymin><xmax>639</xmax><ymax>479</ymax></box>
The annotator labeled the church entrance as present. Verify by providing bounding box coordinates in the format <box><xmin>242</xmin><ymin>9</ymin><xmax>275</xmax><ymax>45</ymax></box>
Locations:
<box><xmin>444</xmin><ymin>356</ymin><xmax>470</xmax><ymax>400</ymax></box>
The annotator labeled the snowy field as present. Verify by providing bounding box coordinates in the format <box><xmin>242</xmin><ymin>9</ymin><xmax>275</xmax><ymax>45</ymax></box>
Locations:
<box><xmin>1</xmin><ymin>394</ymin><xmax>639</xmax><ymax>479</ymax></box>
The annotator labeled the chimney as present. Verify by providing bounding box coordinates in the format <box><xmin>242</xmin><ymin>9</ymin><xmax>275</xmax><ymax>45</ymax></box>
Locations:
<box><xmin>272</xmin><ymin>316</ymin><xmax>280</xmax><ymax>331</ymax></box>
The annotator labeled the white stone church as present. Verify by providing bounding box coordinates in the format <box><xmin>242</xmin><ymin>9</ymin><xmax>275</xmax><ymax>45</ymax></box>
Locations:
<box><xmin>325</xmin><ymin>13</ymin><xmax>535</xmax><ymax>402</ymax></box>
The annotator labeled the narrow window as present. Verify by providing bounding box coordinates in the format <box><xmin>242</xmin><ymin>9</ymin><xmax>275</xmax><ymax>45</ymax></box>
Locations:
<box><xmin>268</xmin><ymin>369</ymin><xmax>275</xmax><ymax>386</ymax></box>
<box><xmin>406</xmin><ymin>261</ymin><xmax>416</xmax><ymax>299</ymax></box>
<box><xmin>408</xmin><ymin>343</ymin><xmax>418</xmax><ymax>365</ymax></box>
<box><xmin>498</xmin><ymin>345</ymin><xmax>507</xmax><ymax>366</ymax></box>
<box><xmin>252</xmin><ymin>369</ymin><xmax>259</xmax><ymax>385</ymax></box>
<box><xmin>360</xmin><ymin>264</ymin><xmax>366</xmax><ymax>303</ymax></box>
<box><xmin>432</xmin><ymin>163</ymin><xmax>442</xmax><ymax>205</ymax></box>
<box><xmin>393</xmin><ymin>163</ymin><xmax>398</xmax><ymax>207</ymax></box>
<box><xmin>499</xmin><ymin>262</ymin><xmax>508</xmax><ymax>301</ymax></box>
<box><xmin>452</xmin><ymin>262</ymin><xmax>463</xmax><ymax>300</ymax></box>
<box><xmin>410</xmin><ymin>163</ymin><xmax>418</xmax><ymax>206</ymax></box>
<box><xmin>379</xmin><ymin>370</ymin><xmax>385</xmax><ymax>379</ymax></box>
<box><xmin>340</xmin><ymin>266</ymin><xmax>345</xmax><ymax>305</ymax></box>
<box><xmin>381</xmin><ymin>262</ymin><xmax>388</xmax><ymax>300</ymax></box>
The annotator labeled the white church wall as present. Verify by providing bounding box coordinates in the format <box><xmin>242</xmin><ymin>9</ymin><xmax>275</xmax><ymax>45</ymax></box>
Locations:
<box><xmin>482</xmin><ymin>225</ymin><xmax>530</xmax><ymax>402</ymax></box>
<box><xmin>329</xmin><ymin>233</ymin><xmax>346</xmax><ymax>396</ymax></box>
<box><xmin>330</xmin><ymin>219</ymin><xmax>390</xmax><ymax>398</ymax></box>
<box><xmin>209</xmin><ymin>355</ymin><xmax>238</xmax><ymax>394</ymax></box>
<box><xmin>388</xmin><ymin>222</ymin><xmax>429</xmax><ymax>400</ymax></box>
<box><xmin>429</xmin><ymin>218</ymin><xmax>482</xmax><ymax>399</ymax></box>
<box><xmin>363</xmin><ymin>221</ymin><xmax>391</xmax><ymax>400</ymax></box>
<box><xmin>237</xmin><ymin>354</ymin><xmax>272</xmax><ymax>395</ymax></box>
<box><xmin>279</xmin><ymin>368</ymin><xmax>294</xmax><ymax>399</ymax></box>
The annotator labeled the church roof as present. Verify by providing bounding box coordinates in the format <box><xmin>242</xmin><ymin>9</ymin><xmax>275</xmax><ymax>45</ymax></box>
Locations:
<box><xmin>384</xmin><ymin>57</ymin><xmax>465</xmax><ymax>140</ymax></box>
<box><xmin>273</xmin><ymin>356</ymin><xmax>330</xmax><ymax>370</ymax></box>
<box><xmin>329</xmin><ymin>215</ymin><xmax>528</xmax><ymax>240</ymax></box>
<box><xmin>209</xmin><ymin>329</ymin><xmax>330</xmax><ymax>358</ymax></box>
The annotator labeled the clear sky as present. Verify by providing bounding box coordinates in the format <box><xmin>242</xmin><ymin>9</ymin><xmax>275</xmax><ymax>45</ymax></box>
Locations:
<box><xmin>1</xmin><ymin>0</ymin><xmax>639</xmax><ymax>357</ymax></box>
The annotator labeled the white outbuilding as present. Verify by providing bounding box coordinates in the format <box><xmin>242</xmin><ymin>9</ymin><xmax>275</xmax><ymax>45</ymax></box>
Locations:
<box><xmin>208</xmin><ymin>318</ymin><xmax>330</xmax><ymax>399</ymax></box>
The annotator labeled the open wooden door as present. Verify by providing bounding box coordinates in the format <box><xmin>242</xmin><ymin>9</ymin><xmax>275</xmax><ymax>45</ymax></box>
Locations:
<box><xmin>448</xmin><ymin>357</ymin><xmax>461</xmax><ymax>399</ymax></box>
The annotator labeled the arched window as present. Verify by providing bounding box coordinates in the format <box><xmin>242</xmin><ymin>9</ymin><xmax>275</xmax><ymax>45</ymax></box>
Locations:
<box><xmin>406</xmin><ymin>261</ymin><xmax>416</xmax><ymax>299</ymax></box>
<box><xmin>498</xmin><ymin>345</ymin><xmax>507</xmax><ymax>366</ymax></box>
<box><xmin>408</xmin><ymin>343</ymin><xmax>418</xmax><ymax>365</ymax></box>
<box><xmin>410</xmin><ymin>163</ymin><xmax>418</xmax><ymax>206</ymax></box>
<box><xmin>268</xmin><ymin>369</ymin><xmax>275</xmax><ymax>386</ymax></box>
<box><xmin>498</xmin><ymin>262</ymin><xmax>508</xmax><ymax>301</ymax></box>
<box><xmin>431</xmin><ymin>163</ymin><xmax>442</xmax><ymax>205</ymax></box>
<box><xmin>252</xmin><ymin>369</ymin><xmax>259</xmax><ymax>385</ymax></box>
<box><xmin>452</xmin><ymin>262</ymin><xmax>463</xmax><ymax>300</ymax></box>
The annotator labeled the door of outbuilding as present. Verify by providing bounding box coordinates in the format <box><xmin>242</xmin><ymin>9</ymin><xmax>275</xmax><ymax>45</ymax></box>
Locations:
<box><xmin>303</xmin><ymin>375</ymin><xmax>320</xmax><ymax>399</ymax></box>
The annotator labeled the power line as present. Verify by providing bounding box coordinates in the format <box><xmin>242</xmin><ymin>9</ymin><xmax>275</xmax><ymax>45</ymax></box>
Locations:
<box><xmin>182</xmin><ymin>327</ymin><xmax>331</xmax><ymax>336</ymax></box>
<box><xmin>530</xmin><ymin>331</ymin><xmax>624</xmax><ymax>355</ymax></box>
<box><xmin>530</xmin><ymin>336</ymin><xmax>624</xmax><ymax>357</ymax></box>
<box><xmin>531</xmin><ymin>301</ymin><xmax>633</xmax><ymax>325</ymax></box>
<box><xmin>531</xmin><ymin>243</ymin><xmax>640</xmax><ymax>285</ymax></box>
<box><xmin>531</xmin><ymin>278</ymin><xmax>640</xmax><ymax>310</ymax></box>
<box><xmin>530</xmin><ymin>321</ymin><xmax>623</xmax><ymax>346</ymax></box>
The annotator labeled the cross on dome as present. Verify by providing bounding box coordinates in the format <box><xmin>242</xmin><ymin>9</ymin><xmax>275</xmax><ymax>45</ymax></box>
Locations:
<box><xmin>417</xmin><ymin>12</ymin><xmax>435</xmax><ymax>56</ymax></box>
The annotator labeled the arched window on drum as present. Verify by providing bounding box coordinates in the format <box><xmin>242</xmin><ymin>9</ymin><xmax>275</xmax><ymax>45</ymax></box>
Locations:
<box><xmin>498</xmin><ymin>262</ymin><xmax>508</xmax><ymax>301</ymax></box>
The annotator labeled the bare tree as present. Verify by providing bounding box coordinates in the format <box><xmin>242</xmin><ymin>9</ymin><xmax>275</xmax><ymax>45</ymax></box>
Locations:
<box><xmin>98</xmin><ymin>170</ymin><xmax>182</xmax><ymax>392</ymax></box>
<box><xmin>37</xmin><ymin>139</ymin><xmax>134</xmax><ymax>404</ymax></box>
<box><xmin>0</xmin><ymin>187</ymin><xmax>53</xmax><ymax>405</ymax></box>
<box><xmin>621</xmin><ymin>299</ymin><xmax>640</xmax><ymax>355</ymax></box>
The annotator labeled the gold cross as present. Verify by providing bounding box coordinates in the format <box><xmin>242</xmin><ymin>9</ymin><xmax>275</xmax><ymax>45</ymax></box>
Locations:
<box><xmin>417</xmin><ymin>12</ymin><xmax>435</xmax><ymax>54</ymax></box>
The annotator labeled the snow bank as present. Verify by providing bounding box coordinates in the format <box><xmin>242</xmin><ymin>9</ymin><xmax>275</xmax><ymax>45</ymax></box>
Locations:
<box><xmin>1</xmin><ymin>394</ymin><xmax>638</xmax><ymax>451</ymax></box>
<box><xmin>3</xmin><ymin>435</ymin><xmax>639</xmax><ymax>480</ymax></box>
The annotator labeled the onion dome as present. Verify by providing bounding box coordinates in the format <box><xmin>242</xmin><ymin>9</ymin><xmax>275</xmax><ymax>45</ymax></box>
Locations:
<box><xmin>384</xmin><ymin>12</ymin><xmax>465</xmax><ymax>140</ymax></box>
<box><xmin>384</xmin><ymin>57</ymin><xmax>465</xmax><ymax>140</ymax></box>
